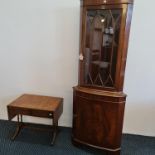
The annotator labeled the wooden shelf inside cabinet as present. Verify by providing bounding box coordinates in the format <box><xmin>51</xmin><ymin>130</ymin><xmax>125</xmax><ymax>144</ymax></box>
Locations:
<box><xmin>92</xmin><ymin>61</ymin><xmax>109</xmax><ymax>68</ymax></box>
<box><xmin>94</xmin><ymin>28</ymin><xmax>102</xmax><ymax>31</ymax></box>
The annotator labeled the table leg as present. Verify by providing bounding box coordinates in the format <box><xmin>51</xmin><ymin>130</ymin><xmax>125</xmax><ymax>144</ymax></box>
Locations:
<box><xmin>11</xmin><ymin>114</ymin><xmax>23</xmax><ymax>140</ymax></box>
<box><xmin>51</xmin><ymin>119</ymin><xmax>58</xmax><ymax>146</ymax></box>
<box><xmin>20</xmin><ymin>114</ymin><xmax>23</xmax><ymax>123</ymax></box>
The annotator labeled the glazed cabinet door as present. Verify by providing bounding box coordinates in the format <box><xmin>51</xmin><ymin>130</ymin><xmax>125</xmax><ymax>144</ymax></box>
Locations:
<box><xmin>79</xmin><ymin>5</ymin><xmax>128</xmax><ymax>90</ymax></box>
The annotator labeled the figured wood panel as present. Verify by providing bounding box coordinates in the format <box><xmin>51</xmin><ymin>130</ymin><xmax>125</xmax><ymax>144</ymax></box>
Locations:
<box><xmin>72</xmin><ymin>90</ymin><xmax>125</xmax><ymax>149</ymax></box>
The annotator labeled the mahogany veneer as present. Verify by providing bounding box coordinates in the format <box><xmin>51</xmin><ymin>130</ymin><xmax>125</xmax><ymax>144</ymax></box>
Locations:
<box><xmin>72</xmin><ymin>0</ymin><xmax>134</xmax><ymax>155</ymax></box>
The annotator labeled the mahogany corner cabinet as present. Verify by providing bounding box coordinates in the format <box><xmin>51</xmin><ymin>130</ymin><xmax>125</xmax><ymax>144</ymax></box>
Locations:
<box><xmin>72</xmin><ymin>0</ymin><xmax>134</xmax><ymax>155</ymax></box>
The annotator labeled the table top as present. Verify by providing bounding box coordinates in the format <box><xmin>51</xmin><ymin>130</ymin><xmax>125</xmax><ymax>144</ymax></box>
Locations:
<box><xmin>8</xmin><ymin>94</ymin><xmax>63</xmax><ymax>112</ymax></box>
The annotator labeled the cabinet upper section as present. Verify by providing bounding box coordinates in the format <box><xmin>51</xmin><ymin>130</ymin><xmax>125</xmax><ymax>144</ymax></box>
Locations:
<box><xmin>78</xmin><ymin>1</ymin><xmax>133</xmax><ymax>91</ymax></box>
<box><xmin>81</xmin><ymin>0</ymin><xmax>134</xmax><ymax>6</ymax></box>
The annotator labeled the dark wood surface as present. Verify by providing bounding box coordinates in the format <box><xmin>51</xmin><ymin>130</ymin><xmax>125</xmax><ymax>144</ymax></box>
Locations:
<box><xmin>72</xmin><ymin>0</ymin><xmax>134</xmax><ymax>155</ymax></box>
<box><xmin>82</xmin><ymin>0</ymin><xmax>133</xmax><ymax>6</ymax></box>
<box><xmin>72</xmin><ymin>87</ymin><xmax>126</xmax><ymax>152</ymax></box>
<box><xmin>116</xmin><ymin>4</ymin><xmax>133</xmax><ymax>91</ymax></box>
<box><xmin>73</xmin><ymin>86</ymin><xmax>126</xmax><ymax>98</ymax></box>
<box><xmin>7</xmin><ymin>94</ymin><xmax>63</xmax><ymax>120</ymax></box>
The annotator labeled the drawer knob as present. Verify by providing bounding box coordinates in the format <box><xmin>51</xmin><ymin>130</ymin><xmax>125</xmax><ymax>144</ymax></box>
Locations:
<box><xmin>79</xmin><ymin>53</ymin><xmax>84</xmax><ymax>61</ymax></box>
<box><xmin>49</xmin><ymin>113</ymin><xmax>52</xmax><ymax>116</ymax></box>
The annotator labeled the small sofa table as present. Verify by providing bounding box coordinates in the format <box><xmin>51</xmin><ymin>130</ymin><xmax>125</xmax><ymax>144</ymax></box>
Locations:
<box><xmin>7</xmin><ymin>94</ymin><xmax>63</xmax><ymax>145</ymax></box>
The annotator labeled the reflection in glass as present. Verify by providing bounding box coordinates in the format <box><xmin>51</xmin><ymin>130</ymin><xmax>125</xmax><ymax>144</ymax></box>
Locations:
<box><xmin>84</xmin><ymin>9</ymin><xmax>121</xmax><ymax>88</ymax></box>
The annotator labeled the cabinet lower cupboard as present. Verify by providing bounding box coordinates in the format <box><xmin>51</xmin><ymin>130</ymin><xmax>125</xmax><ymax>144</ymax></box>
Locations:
<box><xmin>72</xmin><ymin>87</ymin><xmax>126</xmax><ymax>154</ymax></box>
<box><xmin>72</xmin><ymin>0</ymin><xmax>134</xmax><ymax>155</ymax></box>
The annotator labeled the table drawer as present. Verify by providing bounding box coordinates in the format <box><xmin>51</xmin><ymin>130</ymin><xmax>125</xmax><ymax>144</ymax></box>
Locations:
<box><xmin>8</xmin><ymin>106</ymin><xmax>53</xmax><ymax>119</ymax></box>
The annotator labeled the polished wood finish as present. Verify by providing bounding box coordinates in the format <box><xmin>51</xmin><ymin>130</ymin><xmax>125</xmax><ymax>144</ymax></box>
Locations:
<box><xmin>72</xmin><ymin>0</ymin><xmax>133</xmax><ymax>155</ymax></box>
<box><xmin>82</xmin><ymin>0</ymin><xmax>133</xmax><ymax>6</ymax></box>
<box><xmin>79</xmin><ymin>2</ymin><xmax>133</xmax><ymax>91</ymax></box>
<box><xmin>116</xmin><ymin>4</ymin><xmax>133</xmax><ymax>91</ymax></box>
<box><xmin>73</xmin><ymin>87</ymin><xmax>126</xmax><ymax>152</ymax></box>
<box><xmin>7</xmin><ymin>94</ymin><xmax>63</xmax><ymax>145</ymax></box>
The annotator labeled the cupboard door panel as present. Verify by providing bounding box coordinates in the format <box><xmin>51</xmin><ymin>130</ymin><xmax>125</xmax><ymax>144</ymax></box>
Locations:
<box><xmin>73</xmin><ymin>91</ymin><xmax>125</xmax><ymax>149</ymax></box>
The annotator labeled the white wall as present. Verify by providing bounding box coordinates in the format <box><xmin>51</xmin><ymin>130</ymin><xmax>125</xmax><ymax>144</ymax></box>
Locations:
<box><xmin>124</xmin><ymin>0</ymin><xmax>155</xmax><ymax>136</ymax></box>
<box><xmin>0</xmin><ymin>0</ymin><xmax>80</xmax><ymax>127</ymax></box>
<box><xmin>0</xmin><ymin>0</ymin><xmax>155</xmax><ymax>136</ymax></box>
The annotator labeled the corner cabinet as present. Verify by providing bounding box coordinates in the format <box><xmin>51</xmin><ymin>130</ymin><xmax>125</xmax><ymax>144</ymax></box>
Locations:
<box><xmin>72</xmin><ymin>0</ymin><xmax>134</xmax><ymax>155</ymax></box>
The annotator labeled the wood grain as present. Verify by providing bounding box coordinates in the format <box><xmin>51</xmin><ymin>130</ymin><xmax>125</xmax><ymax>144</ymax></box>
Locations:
<box><xmin>72</xmin><ymin>0</ymin><xmax>134</xmax><ymax>154</ymax></box>
<box><xmin>8</xmin><ymin>94</ymin><xmax>63</xmax><ymax>111</ymax></box>
<box><xmin>82</xmin><ymin>0</ymin><xmax>133</xmax><ymax>6</ymax></box>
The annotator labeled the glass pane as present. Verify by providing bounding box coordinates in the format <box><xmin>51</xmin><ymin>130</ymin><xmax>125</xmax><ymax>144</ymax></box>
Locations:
<box><xmin>84</xmin><ymin>9</ymin><xmax>122</xmax><ymax>88</ymax></box>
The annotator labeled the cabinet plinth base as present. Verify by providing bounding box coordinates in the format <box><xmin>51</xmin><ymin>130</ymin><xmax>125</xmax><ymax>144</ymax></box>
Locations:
<box><xmin>72</xmin><ymin>136</ymin><xmax>121</xmax><ymax>150</ymax></box>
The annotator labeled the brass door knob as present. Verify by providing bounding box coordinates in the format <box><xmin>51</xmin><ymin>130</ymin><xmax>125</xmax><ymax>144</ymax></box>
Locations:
<box><xmin>49</xmin><ymin>113</ymin><xmax>52</xmax><ymax>116</ymax></box>
<box><xmin>79</xmin><ymin>53</ymin><xmax>84</xmax><ymax>61</ymax></box>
